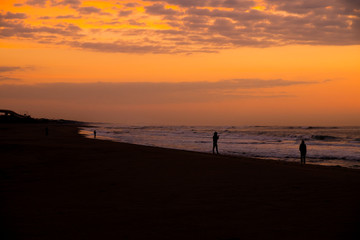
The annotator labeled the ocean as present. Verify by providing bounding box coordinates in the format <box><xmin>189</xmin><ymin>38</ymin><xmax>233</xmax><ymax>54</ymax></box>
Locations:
<box><xmin>80</xmin><ymin>124</ymin><xmax>360</xmax><ymax>169</ymax></box>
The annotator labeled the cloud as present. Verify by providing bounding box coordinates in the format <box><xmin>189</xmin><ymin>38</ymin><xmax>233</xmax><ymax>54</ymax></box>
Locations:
<box><xmin>267</xmin><ymin>0</ymin><xmax>360</xmax><ymax>15</ymax></box>
<box><xmin>216</xmin><ymin>79</ymin><xmax>315</xmax><ymax>88</ymax></box>
<box><xmin>56</xmin><ymin>15</ymin><xmax>82</xmax><ymax>19</ymax></box>
<box><xmin>0</xmin><ymin>79</ymin><xmax>317</xmax><ymax>104</ymax></box>
<box><xmin>124</xmin><ymin>2</ymin><xmax>140</xmax><ymax>8</ymax></box>
<box><xmin>145</xmin><ymin>3</ymin><xmax>182</xmax><ymax>16</ymax></box>
<box><xmin>146</xmin><ymin>0</ymin><xmax>359</xmax><ymax>47</ymax></box>
<box><xmin>26</xmin><ymin>0</ymin><xmax>47</xmax><ymax>7</ymax></box>
<box><xmin>38</xmin><ymin>16</ymin><xmax>51</xmax><ymax>19</ymax></box>
<box><xmin>0</xmin><ymin>66</ymin><xmax>32</xmax><ymax>82</ymax></box>
<box><xmin>0</xmin><ymin>76</ymin><xmax>21</xmax><ymax>81</ymax></box>
<box><xmin>144</xmin><ymin>0</ymin><xmax>255</xmax><ymax>9</ymax></box>
<box><xmin>57</xmin><ymin>0</ymin><xmax>81</xmax><ymax>5</ymax></box>
<box><xmin>0</xmin><ymin>19</ymin><xmax>83</xmax><ymax>40</ymax></box>
<box><xmin>266</xmin><ymin>0</ymin><xmax>331</xmax><ymax>14</ymax></box>
<box><xmin>0</xmin><ymin>66</ymin><xmax>23</xmax><ymax>72</ymax></box>
<box><xmin>77</xmin><ymin>6</ymin><xmax>104</xmax><ymax>15</ymax></box>
<box><xmin>344</xmin><ymin>0</ymin><xmax>360</xmax><ymax>9</ymax></box>
<box><xmin>38</xmin><ymin>15</ymin><xmax>81</xmax><ymax>19</ymax></box>
<box><xmin>127</xmin><ymin>19</ymin><xmax>147</xmax><ymax>26</ymax></box>
<box><xmin>3</xmin><ymin>0</ymin><xmax>360</xmax><ymax>54</ymax></box>
<box><xmin>26</xmin><ymin>0</ymin><xmax>82</xmax><ymax>7</ymax></box>
<box><xmin>69</xmin><ymin>41</ymin><xmax>172</xmax><ymax>54</ymax></box>
<box><xmin>1</xmin><ymin>12</ymin><xmax>28</xmax><ymax>19</ymax></box>
<box><xmin>118</xmin><ymin>10</ymin><xmax>133</xmax><ymax>17</ymax></box>
<box><xmin>51</xmin><ymin>0</ymin><xmax>82</xmax><ymax>7</ymax></box>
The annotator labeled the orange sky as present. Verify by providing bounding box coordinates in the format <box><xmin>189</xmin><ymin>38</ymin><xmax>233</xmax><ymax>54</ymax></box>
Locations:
<box><xmin>1</xmin><ymin>0</ymin><xmax>359</xmax><ymax>125</ymax></box>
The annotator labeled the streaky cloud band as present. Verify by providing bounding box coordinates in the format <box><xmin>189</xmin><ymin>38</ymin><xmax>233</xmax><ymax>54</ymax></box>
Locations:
<box><xmin>0</xmin><ymin>79</ymin><xmax>321</xmax><ymax>104</ymax></box>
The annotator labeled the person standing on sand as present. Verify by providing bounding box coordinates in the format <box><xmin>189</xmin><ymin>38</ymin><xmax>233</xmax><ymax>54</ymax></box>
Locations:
<box><xmin>94</xmin><ymin>130</ymin><xmax>96</xmax><ymax>139</ymax></box>
<box><xmin>299</xmin><ymin>140</ymin><xmax>307</xmax><ymax>164</ymax></box>
<box><xmin>213</xmin><ymin>132</ymin><xmax>219</xmax><ymax>154</ymax></box>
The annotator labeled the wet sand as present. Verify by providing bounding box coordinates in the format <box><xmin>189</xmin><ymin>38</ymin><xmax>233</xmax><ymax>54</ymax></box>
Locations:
<box><xmin>1</xmin><ymin>123</ymin><xmax>360</xmax><ymax>240</ymax></box>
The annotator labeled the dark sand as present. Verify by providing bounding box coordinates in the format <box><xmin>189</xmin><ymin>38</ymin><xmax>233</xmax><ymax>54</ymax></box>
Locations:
<box><xmin>1</xmin><ymin>123</ymin><xmax>360</xmax><ymax>240</ymax></box>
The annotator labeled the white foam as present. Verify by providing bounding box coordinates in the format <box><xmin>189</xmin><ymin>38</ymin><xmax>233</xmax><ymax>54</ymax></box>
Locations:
<box><xmin>82</xmin><ymin>124</ymin><xmax>360</xmax><ymax>168</ymax></box>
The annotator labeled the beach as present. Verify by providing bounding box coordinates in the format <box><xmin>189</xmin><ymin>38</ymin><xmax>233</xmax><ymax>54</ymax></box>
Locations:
<box><xmin>81</xmin><ymin>124</ymin><xmax>360</xmax><ymax>168</ymax></box>
<box><xmin>1</xmin><ymin>123</ymin><xmax>360</xmax><ymax>240</ymax></box>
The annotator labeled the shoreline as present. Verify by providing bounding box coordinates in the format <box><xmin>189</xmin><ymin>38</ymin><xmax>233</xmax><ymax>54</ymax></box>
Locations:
<box><xmin>1</xmin><ymin>122</ymin><xmax>360</xmax><ymax>239</ymax></box>
<box><xmin>79</xmin><ymin>125</ymin><xmax>360</xmax><ymax>170</ymax></box>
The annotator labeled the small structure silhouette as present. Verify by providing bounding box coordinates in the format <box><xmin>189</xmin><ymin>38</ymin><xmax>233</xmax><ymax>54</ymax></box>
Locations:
<box><xmin>0</xmin><ymin>109</ymin><xmax>31</xmax><ymax>122</ymax></box>
<box><xmin>0</xmin><ymin>109</ymin><xmax>79</xmax><ymax>124</ymax></box>
<box><xmin>299</xmin><ymin>140</ymin><xmax>307</xmax><ymax>164</ymax></box>
<box><xmin>213</xmin><ymin>132</ymin><xmax>219</xmax><ymax>154</ymax></box>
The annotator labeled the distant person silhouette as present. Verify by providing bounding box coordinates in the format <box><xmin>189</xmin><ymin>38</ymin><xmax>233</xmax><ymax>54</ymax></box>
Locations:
<box><xmin>94</xmin><ymin>130</ymin><xmax>96</xmax><ymax>139</ymax></box>
<box><xmin>213</xmin><ymin>132</ymin><xmax>219</xmax><ymax>154</ymax></box>
<box><xmin>299</xmin><ymin>140</ymin><xmax>307</xmax><ymax>164</ymax></box>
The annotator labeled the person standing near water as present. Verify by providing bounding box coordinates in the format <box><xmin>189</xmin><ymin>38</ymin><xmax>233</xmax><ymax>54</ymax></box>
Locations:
<box><xmin>213</xmin><ymin>132</ymin><xmax>219</xmax><ymax>154</ymax></box>
<box><xmin>299</xmin><ymin>140</ymin><xmax>307</xmax><ymax>164</ymax></box>
<box><xmin>94</xmin><ymin>130</ymin><xmax>96</xmax><ymax>139</ymax></box>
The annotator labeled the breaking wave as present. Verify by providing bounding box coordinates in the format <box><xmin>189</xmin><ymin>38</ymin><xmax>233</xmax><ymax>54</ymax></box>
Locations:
<box><xmin>81</xmin><ymin>124</ymin><xmax>360</xmax><ymax>169</ymax></box>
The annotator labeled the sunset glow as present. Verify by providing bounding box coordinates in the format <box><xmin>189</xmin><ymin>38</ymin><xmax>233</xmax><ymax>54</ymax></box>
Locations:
<box><xmin>1</xmin><ymin>0</ymin><xmax>359</xmax><ymax>125</ymax></box>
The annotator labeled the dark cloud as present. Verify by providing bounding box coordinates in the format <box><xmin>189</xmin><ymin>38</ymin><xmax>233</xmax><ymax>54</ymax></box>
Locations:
<box><xmin>69</xmin><ymin>41</ymin><xmax>171</xmax><ymax>54</ymax></box>
<box><xmin>77</xmin><ymin>6</ymin><xmax>104</xmax><ymax>15</ymax></box>
<box><xmin>39</xmin><ymin>16</ymin><xmax>51</xmax><ymax>19</ymax></box>
<box><xmin>124</xmin><ymin>2</ymin><xmax>140</xmax><ymax>8</ymax></box>
<box><xmin>0</xmin><ymin>19</ymin><xmax>83</xmax><ymax>39</ymax></box>
<box><xmin>118</xmin><ymin>10</ymin><xmax>133</xmax><ymax>17</ymax></box>
<box><xmin>187</xmin><ymin>8</ymin><xmax>266</xmax><ymax>22</ymax></box>
<box><xmin>0</xmin><ymin>66</ymin><xmax>31</xmax><ymax>82</ymax></box>
<box><xmin>26</xmin><ymin>0</ymin><xmax>82</xmax><ymax>7</ymax></box>
<box><xmin>128</xmin><ymin>20</ymin><xmax>146</xmax><ymax>26</ymax></box>
<box><xmin>221</xmin><ymin>79</ymin><xmax>315</xmax><ymax>88</ymax></box>
<box><xmin>51</xmin><ymin>0</ymin><xmax>81</xmax><ymax>7</ymax></box>
<box><xmin>26</xmin><ymin>0</ymin><xmax>47</xmax><ymax>7</ymax></box>
<box><xmin>138</xmin><ymin>0</ymin><xmax>359</xmax><ymax>50</ymax></box>
<box><xmin>1</xmin><ymin>12</ymin><xmax>28</xmax><ymax>19</ymax></box>
<box><xmin>56</xmin><ymin>15</ymin><xmax>82</xmax><ymax>19</ymax></box>
<box><xmin>267</xmin><ymin>0</ymin><xmax>360</xmax><ymax>16</ymax></box>
<box><xmin>0</xmin><ymin>79</ymin><xmax>316</xmax><ymax>104</ymax></box>
<box><xmin>266</xmin><ymin>0</ymin><xmax>331</xmax><ymax>14</ymax></box>
<box><xmin>344</xmin><ymin>0</ymin><xmax>360</xmax><ymax>9</ymax></box>
<box><xmin>38</xmin><ymin>15</ymin><xmax>81</xmax><ymax>20</ymax></box>
<box><xmin>0</xmin><ymin>66</ymin><xmax>33</xmax><ymax>73</ymax></box>
<box><xmin>144</xmin><ymin>0</ymin><xmax>255</xmax><ymax>9</ymax></box>
<box><xmin>63</xmin><ymin>23</ymin><xmax>82</xmax><ymax>32</ymax></box>
<box><xmin>3</xmin><ymin>0</ymin><xmax>360</xmax><ymax>54</ymax></box>
<box><xmin>0</xmin><ymin>76</ymin><xmax>21</xmax><ymax>81</ymax></box>
<box><xmin>208</xmin><ymin>18</ymin><xmax>237</xmax><ymax>36</ymax></box>
<box><xmin>145</xmin><ymin>3</ymin><xmax>182</xmax><ymax>16</ymax></box>
<box><xmin>181</xmin><ymin>15</ymin><xmax>211</xmax><ymax>30</ymax></box>
<box><xmin>0</xmin><ymin>66</ymin><xmax>23</xmax><ymax>72</ymax></box>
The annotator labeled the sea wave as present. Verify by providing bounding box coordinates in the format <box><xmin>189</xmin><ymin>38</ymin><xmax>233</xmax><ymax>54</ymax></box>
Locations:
<box><xmin>311</xmin><ymin>135</ymin><xmax>339</xmax><ymax>141</ymax></box>
<box><xmin>82</xmin><ymin>124</ymin><xmax>360</xmax><ymax>169</ymax></box>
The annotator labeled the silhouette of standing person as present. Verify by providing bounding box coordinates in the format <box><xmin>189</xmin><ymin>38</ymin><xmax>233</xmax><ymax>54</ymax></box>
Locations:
<box><xmin>94</xmin><ymin>130</ymin><xmax>96</xmax><ymax>139</ymax></box>
<box><xmin>213</xmin><ymin>132</ymin><xmax>219</xmax><ymax>154</ymax></box>
<box><xmin>299</xmin><ymin>140</ymin><xmax>307</xmax><ymax>164</ymax></box>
